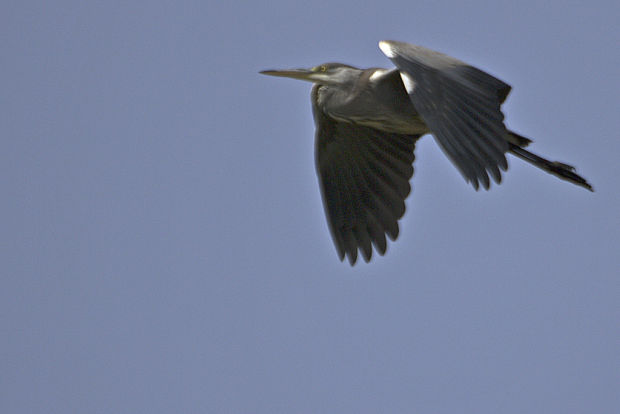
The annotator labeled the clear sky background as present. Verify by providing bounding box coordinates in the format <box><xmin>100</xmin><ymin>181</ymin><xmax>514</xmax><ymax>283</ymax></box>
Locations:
<box><xmin>2</xmin><ymin>1</ymin><xmax>619</xmax><ymax>413</ymax></box>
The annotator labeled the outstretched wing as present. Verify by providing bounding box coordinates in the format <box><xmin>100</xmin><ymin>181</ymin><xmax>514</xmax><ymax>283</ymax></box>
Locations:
<box><xmin>312</xmin><ymin>86</ymin><xmax>420</xmax><ymax>265</ymax></box>
<box><xmin>379</xmin><ymin>40</ymin><xmax>512</xmax><ymax>190</ymax></box>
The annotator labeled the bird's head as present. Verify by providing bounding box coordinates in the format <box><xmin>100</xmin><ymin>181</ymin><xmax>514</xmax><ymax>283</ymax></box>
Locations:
<box><xmin>260</xmin><ymin>63</ymin><xmax>359</xmax><ymax>86</ymax></box>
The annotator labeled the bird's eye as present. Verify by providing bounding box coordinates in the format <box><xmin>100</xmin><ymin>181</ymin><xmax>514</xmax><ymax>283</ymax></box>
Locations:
<box><xmin>314</xmin><ymin>65</ymin><xmax>327</xmax><ymax>72</ymax></box>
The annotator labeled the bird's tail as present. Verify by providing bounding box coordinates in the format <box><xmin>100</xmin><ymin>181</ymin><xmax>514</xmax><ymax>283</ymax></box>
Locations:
<box><xmin>507</xmin><ymin>130</ymin><xmax>533</xmax><ymax>147</ymax></box>
<box><xmin>507</xmin><ymin>131</ymin><xmax>593</xmax><ymax>191</ymax></box>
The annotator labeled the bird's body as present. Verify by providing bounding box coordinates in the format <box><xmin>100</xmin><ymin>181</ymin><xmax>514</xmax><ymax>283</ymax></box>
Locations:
<box><xmin>314</xmin><ymin>67</ymin><xmax>427</xmax><ymax>135</ymax></box>
<box><xmin>261</xmin><ymin>41</ymin><xmax>592</xmax><ymax>265</ymax></box>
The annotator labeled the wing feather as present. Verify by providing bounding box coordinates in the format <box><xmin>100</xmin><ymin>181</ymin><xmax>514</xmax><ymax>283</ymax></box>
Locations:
<box><xmin>313</xmin><ymin>85</ymin><xmax>419</xmax><ymax>264</ymax></box>
<box><xmin>379</xmin><ymin>40</ymin><xmax>511</xmax><ymax>189</ymax></box>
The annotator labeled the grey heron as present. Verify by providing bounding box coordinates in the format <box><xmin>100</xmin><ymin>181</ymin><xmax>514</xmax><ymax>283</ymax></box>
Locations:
<box><xmin>260</xmin><ymin>40</ymin><xmax>593</xmax><ymax>265</ymax></box>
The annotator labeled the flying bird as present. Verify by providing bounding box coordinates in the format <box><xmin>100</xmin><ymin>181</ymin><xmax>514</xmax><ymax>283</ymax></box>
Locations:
<box><xmin>260</xmin><ymin>40</ymin><xmax>593</xmax><ymax>265</ymax></box>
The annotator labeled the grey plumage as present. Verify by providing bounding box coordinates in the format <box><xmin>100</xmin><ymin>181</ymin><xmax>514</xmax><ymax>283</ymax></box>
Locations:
<box><xmin>261</xmin><ymin>40</ymin><xmax>593</xmax><ymax>265</ymax></box>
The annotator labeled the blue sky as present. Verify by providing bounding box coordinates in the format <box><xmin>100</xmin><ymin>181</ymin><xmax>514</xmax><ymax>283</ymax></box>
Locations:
<box><xmin>2</xmin><ymin>1</ymin><xmax>619</xmax><ymax>412</ymax></box>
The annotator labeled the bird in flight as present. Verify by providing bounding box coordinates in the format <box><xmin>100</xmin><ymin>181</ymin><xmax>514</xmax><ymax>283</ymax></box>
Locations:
<box><xmin>260</xmin><ymin>40</ymin><xmax>593</xmax><ymax>265</ymax></box>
